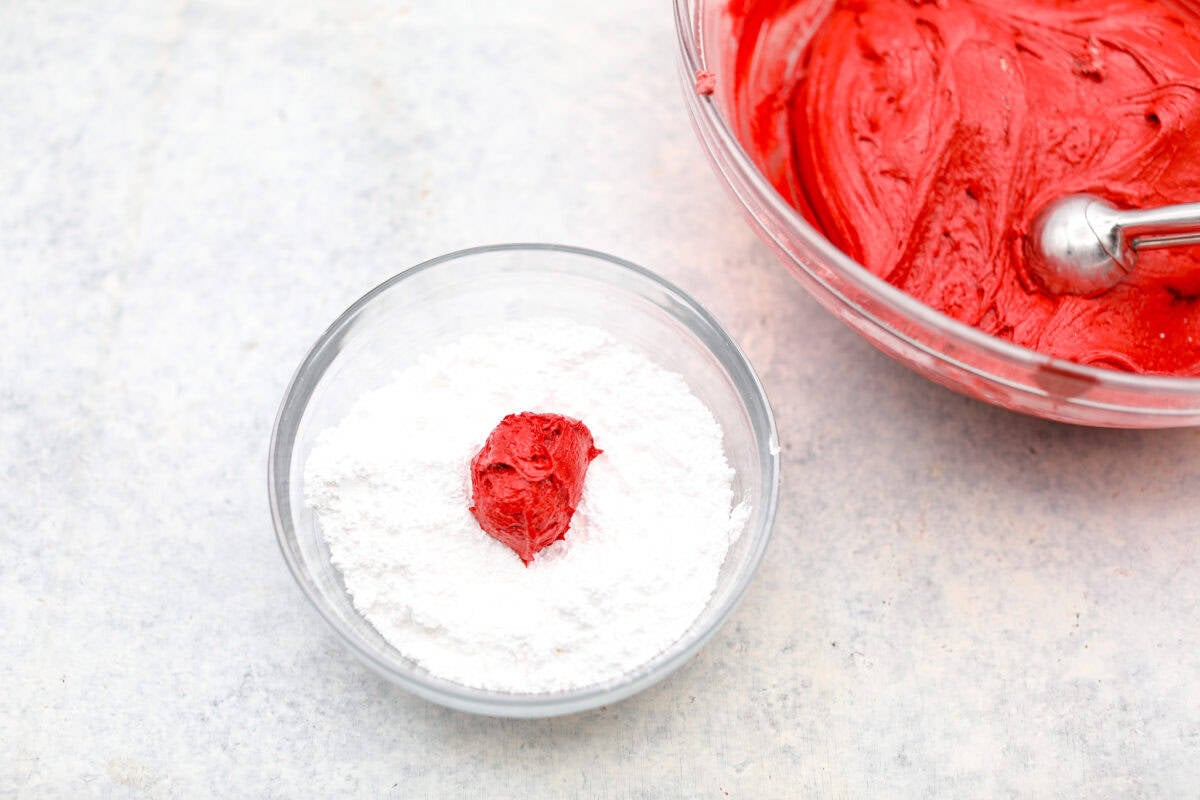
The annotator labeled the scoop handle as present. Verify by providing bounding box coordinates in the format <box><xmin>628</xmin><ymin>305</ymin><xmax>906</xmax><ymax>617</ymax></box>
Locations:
<box><xmin>1115</xmin><ymin>202</ymin><xmax>1200</xmax><ymax>248</ymax></box>
<box><xmin>1130</xmin><ymin>232</ymin><xmax>1200</xmax><ymax>252</ymax></box>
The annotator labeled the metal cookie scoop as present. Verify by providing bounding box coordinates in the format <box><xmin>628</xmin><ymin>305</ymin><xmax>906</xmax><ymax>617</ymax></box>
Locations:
<box><xmin>1027</xmin><ymin>194</ymin><xmax>1200</xmax><ymax>295</ymax></box>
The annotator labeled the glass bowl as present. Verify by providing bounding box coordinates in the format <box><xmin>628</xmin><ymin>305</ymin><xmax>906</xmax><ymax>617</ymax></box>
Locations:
<box><xmin>674</xmin><ymin>0</ymin><xmax>1200</xmax><ymax>427</ymax></box>
<box><xmin>268</xmin><ymin>244</ymin><xmax>780</xmax><ymax>717</ymax></box>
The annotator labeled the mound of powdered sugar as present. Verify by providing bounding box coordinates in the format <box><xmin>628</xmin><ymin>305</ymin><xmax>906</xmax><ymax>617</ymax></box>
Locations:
<box><xmin>304</xmin><ymin>317</ymin><xmax>749</xmax><ymax>693</ymax></box>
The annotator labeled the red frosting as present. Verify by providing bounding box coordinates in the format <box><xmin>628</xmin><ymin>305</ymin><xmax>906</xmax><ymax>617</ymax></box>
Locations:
<box><xmin>725</xmin><ymin>0</ymin><xmax>1200</xmax><ymax>375</ymax></box>
<box><xmin>469</xmin><ymin>413</ymin><xmax>601</xmax><ymax>565</ymax></box>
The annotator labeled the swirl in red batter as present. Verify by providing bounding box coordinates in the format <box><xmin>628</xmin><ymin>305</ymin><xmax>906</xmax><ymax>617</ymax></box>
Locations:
<box><xmin>726</xmin><ymin>0</ymin><xmax>1200</xmax><ymax>374</ymax></box>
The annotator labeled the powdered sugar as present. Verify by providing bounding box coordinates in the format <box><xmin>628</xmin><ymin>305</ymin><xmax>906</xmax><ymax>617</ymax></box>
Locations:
<box><xmin>304</xmin><ymin>318</ymin><xmax>748</xmax><ymax>693</ymax></box>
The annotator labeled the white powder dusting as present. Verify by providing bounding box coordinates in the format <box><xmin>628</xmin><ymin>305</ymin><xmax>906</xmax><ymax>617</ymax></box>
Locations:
<box><xmin>304</xmin><ymin>318</ymin><xmax>748</xmax><ymax>693</ymax></box>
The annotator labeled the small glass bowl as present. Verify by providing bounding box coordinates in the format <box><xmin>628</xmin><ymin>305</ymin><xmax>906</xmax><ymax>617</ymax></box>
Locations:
<box><xmin>268</xmin><ymin>244</ymin><xmax>780</xmax><ymax>717</ymax></box>
<box><xmin>674</xmin><ymin>0</ymin><xmax>1200</xmax><ymax>427</ymax></box>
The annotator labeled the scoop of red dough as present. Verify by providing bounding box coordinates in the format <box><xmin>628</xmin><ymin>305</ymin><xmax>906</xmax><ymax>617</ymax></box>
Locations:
<box><xmin>469</xmin><ymin>412</ymin><xmax>601</xmax><ymax>565</ymax></box>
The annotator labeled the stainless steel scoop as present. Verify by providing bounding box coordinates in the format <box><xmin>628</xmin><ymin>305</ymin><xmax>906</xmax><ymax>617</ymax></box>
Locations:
<box><xmin>1027</xmin><ymin>194</ymin><xmax>1200</xmax><ymax>295</ymax></box>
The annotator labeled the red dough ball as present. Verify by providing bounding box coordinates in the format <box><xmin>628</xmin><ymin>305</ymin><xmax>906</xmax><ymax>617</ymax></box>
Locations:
<box><xmin>469</xmin><ymin>413</ymin><xmax>602</xmax><ymax>565</ymax></box>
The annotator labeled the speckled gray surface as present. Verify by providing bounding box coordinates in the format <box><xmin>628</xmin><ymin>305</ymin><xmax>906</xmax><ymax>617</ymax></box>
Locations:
<box><xmin>4</xmin><ymin>1</ymin><xmax>1200</xmax><ymax>797</ymax></box>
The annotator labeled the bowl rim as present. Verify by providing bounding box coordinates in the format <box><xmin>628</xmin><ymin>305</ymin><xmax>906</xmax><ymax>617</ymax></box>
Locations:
<box><xmin>672</xmin><ymin>0</ymin><xmax>1200</xmax><ymax>395</ymax></box>
<box><xmin>267</xmin><ymin>242</ymin><xmax>781</xmax><ymax>717</ymax></box>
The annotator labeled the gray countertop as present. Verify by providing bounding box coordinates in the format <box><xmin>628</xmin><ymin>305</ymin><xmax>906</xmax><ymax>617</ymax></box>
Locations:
<box><xmin>5</xmin><ymin>1</ymin><xmax>1200</xmax><ymax>797</ymax></box>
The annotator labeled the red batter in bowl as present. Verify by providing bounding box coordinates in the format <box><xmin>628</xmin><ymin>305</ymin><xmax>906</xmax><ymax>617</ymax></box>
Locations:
<box><xmin>727</xmin><ymin>0</ymin><xmax>1200</xmax><ymax>375</ymax></box>
<box><xmin>470</xmin><ymin>412</ymin><xmax>601</xmax><ymax>565</ymax></box>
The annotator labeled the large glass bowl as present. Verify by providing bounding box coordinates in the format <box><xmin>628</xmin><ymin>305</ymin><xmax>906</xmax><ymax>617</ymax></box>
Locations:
<box><xmin>268</xmin><ymin>244</ymin><xmax>780</xmax><ymax>717</ymax></box>
<box><xmin>674</xmin><ymin>0</ymin><xmax>1200</xmax><ymax>427</ymax></box>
